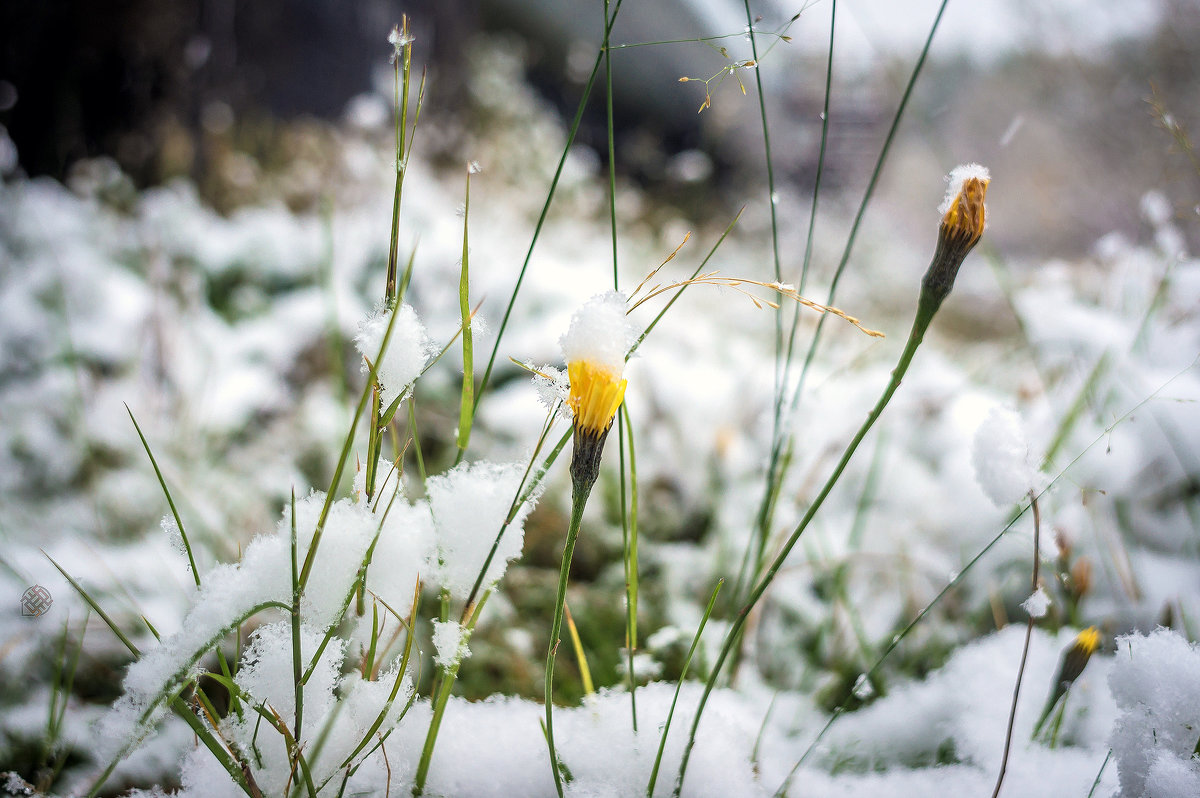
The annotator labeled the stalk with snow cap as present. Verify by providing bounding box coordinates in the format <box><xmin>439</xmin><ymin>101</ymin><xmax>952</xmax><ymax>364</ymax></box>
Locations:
<box><xmin>543</xmin><ymin>292</ymin><xmax>632</xmax><ymax>795</ymax></box>
<box><xmin>674</xmin><ymin>164</ymin><xmax>991</xmax><ymax>796</ymax></box>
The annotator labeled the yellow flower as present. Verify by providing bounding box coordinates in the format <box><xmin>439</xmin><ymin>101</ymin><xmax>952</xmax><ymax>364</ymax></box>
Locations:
<box><xmin>940</xmin><ymin>171</ymin><xmax>990</xmax><ymax>250</ymax></box>
<box><xmin>1057</xmin><ymin>626</ymin><xmax>1102</xmax><ymax>689</ymax></box>
<box><xmin>921</xmin><ymin>163</ymin><xmax>992</xmax><ymax>317</ymax></box>
<box><xmin>567</xmin><ymin>360</ymin><xmax>627</xmax><ymax>437</ymax></box>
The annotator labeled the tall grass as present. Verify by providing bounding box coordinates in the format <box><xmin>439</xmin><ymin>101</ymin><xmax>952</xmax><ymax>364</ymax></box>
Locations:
<box><xmin>24</xmin><ymin>2</ymin><xmax>1189</xmax><ymax>796</ymax></box>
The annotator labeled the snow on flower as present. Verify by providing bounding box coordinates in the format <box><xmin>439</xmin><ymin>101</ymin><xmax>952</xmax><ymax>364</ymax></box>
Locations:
<box><xmin>559</xmin><ymin>291</ymin><xmax>635</xmax><ymax>456</ymax></box>
<box><xmin>938</xmin><ymin>162</ymin><xmax>991</xmax><ymax>240</ymax></box>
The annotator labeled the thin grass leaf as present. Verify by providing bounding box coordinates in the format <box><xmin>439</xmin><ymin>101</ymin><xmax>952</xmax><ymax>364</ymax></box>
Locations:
<box><xmin>476</xmin><ymin>0</ymin><xmax>627</xmax><ymax>408</ymax></box>
<box><xmin>648</xmin><ymin>578</ymin><xmax>721</xmax><ymax>798</ymax></box>
<box><xmin>455</xmin><ymin>167</ymin><xmax>475</xmax><ymax>457</ymax></box>
<box><xmin>44</xmin><ymin>552</ymin><xmax>139</xmax><ymax>658</ymax></box>
<box><xmin>620</xmin><ymin>403</ymin><xmax>640</xmax><ymax>726</ymax></box>
<box><xmin>564</xmin><ymin>603</ymin><xmax>594</xmax><ymax>697</ymax></box>
<box><xmin>125</xmin><ymin>405</ymin><xmax>199</xmax><ymax>587</ymax></box>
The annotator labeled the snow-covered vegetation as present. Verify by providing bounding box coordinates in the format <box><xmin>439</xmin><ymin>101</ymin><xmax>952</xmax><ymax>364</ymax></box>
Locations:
<box><xmin>1</xmin><ymin>5</ymin><xmax>1198</xmax><ymax>797</ymax></box>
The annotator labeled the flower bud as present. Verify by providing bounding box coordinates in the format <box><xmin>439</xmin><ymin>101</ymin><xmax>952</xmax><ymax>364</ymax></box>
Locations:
<box><xmin>920</xmin><ymin>164</ymin><xmax>990</xmax><ymax>316</ymax></box>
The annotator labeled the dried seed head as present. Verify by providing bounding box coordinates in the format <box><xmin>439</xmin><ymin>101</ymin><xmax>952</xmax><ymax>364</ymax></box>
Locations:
<box><xmin>1070</xmin><ymin>557</ymin><xmax>1093</xmax><ymax>599</ymax></box>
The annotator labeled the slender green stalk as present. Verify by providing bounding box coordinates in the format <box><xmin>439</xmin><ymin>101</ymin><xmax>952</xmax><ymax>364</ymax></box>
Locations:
<box><xmin>407</xmin><ymin>398</ymin><xmax>427</xmax><ymax>483</ymax></box>
<box><xmin>620</xmin><ymin>404</ymin><xmax>640</xmax><ymax>728</ymax></box>
<box><xmin>675</xmin><ymin>244</ymin><xmax>971</xmax><ymax>793</ymax></box>
<box><xmin>646</xmin><ymin>579</ymin><xmax>722</xmax><ymax>798</ymax></box>
<box><xmin>290</xmin><ymin>491</ymin><xmax>304</xmax><ymax>747</ymax></box>
<box><xmin>475</xmin><ymin>0</ymin><xmax>626</xmax><ymax>408</ymax></box>
<box><xmin>413</xmin><ymin>594</ymin><xmax>489</xmax><ymax>795</ymax></box>
<box><xmin>604</xmin><ymin>3</ymin><xmax>637</xmax><ymax>730</ymax></box>
<box><xmin>455</xmin><ymin>167</ymin><xmax>475</xmax><ymax>457</ymax></box>
<box><xmin>544</xmin><ymin>488</ymin><xmax>591</xmax><ymax>797</ymax></box>
<box><xmin>739</xmin><ymin>1</ymin><xmax>837</xmax><ymax>611</ymax></box>
<box><xmin>1087</xmin><ymin>750</ymin><xmax>1112</xmax><ymax>798</ymax></box>
<box><xmin>385</xmin><ymin>18</ymin><xmax>413</xmax><ymax>304</ymax></box>
<box><xmin>745</xmin><ymin>0</ymin><xmax>950</xmax><ymax>615</ymax></box>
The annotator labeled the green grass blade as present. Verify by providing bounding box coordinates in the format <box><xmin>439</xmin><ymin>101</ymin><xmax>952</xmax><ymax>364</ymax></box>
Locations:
<box><xmin>456</xmin><ymin>168</ymin><xmax>475</xmax><ymax>457</ymax></box>
<box><xmin>44</xmin><ymin>552</ymin><xmax>139</xmax><ymax>658</ymax></box>
<box><xmin>475</xmin><ymin>0</ymin><xmax>626</xmax><ymax>409</ymax></box>
<box><xmin>125</xmin><ymin>405</ymin><xmax>199</xmax><ymax>587</ymax></box>
<box><xmin>648</xmin><ymin>578</ymin><xmax>722</xmax><ymax>797</ymax></box>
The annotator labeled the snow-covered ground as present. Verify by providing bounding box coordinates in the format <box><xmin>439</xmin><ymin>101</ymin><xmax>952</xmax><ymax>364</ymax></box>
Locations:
<box><xmin>2</xmin><ymin>10</ymin><xmax>1199</xmax><ymax>797</ymax></box>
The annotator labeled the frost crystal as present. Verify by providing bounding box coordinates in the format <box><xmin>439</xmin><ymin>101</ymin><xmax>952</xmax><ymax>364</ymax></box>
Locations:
<box><xmin>354</xmin><ymin>303</ymin><xmax>432</xmax><ymax>409</ymax></box>
<box><xmin>160</xmin><ymin>514</ymin><xmax>185</xmax><ymax>560</ymax></box>
<box><xmin>533</xmin><ymin>364</ymin><xmax>571</xmax><ymax>419</ymax></box>
<box><xmin>1021</xmin><ymin>586</ymin><xmax>1050</xmax><ymax>618</ymax></box>
<box><xmin>972</xmin><ymin>407</ymin><xmax>1038</xmax><ymax>507</ymax></box>
<box><xmin>559</xmin><ymin>291</ymin><xmax>636</xmax><ymax>374</ymax></box>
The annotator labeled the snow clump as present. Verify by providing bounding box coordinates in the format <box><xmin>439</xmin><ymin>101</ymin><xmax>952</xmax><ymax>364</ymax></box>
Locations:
<box><xmin>1109</xmin><ymin>629</ymin><xmax>1200</xmax><ymax>798</ymax></box>
<box><xmin>428</xmin><ymin>460</ymin><xmax>541</xmax><ymax>600</ymax></box>
<box><xmin>354</xmin><ymin>302</ymin><xmax>432</xmax><ymax>408</ymax></box>
<box><xmin>938</xmin><ymin>162</ymin><xmax>992</xmax><ymax>220</ymax></box>
<box><xmin>972</xmin><ymin>406</ymin><xmax>1039</xmax><ymax>507</ymax></box>
<box><xmin>1022</xmin><ymin>586</ymin><xmax>1051</xmax><ymax>618</ymax></box>
<box><xmin>559</xmin><ymin>290</ymin><xmax>637</xmax><ymax>372</ymax></box>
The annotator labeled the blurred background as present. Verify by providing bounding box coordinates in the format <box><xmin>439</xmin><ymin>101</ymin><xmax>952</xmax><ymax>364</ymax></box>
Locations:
<box><xmin>2</xmin><ymin>1</ymin><xmax>1199</xmax><ymax>793</ymax></box>
<box><xmin>3</xmin><ymin>0</ymin><xmax>1198</xmax><ymax>252</ymax></box>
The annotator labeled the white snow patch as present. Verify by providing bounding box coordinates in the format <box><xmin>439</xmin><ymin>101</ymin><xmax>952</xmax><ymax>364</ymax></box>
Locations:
<box><xmin>559</xmin><ymin>290</ymin><xmax>635</xmax><ymax>373</ymax></box>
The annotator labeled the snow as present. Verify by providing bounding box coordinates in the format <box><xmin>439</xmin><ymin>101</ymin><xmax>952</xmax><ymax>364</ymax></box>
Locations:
<box><xmin>938</xmin><ymin>163</ymin><xmax>992</xmax><ymax>219</ymax></box>
<box><xmin>428</xmin><ymin>461</ymin><xmax>541</xmax><ymax>600</ymax></box>
<box><xmin>1109</xmin><ymin>629</ymin><xmax>1200</xmax><ymax>798</ymax></box>
<box><xmin>432</xmin><ymin>620</ymin><xmax>471</xmax><ymax>669</ymax></box>
<box><xmin>1022</xmin><ymin>587</ymin><xmax>1051</xmax><ymax>619</ymax></box>
<box><xmin>972</xmin><ymin>406</ymin><xmax>1038</xmax><ymax>507</ymax></box>
<box><xmin>559</xmin><ymin>291</ymin><xmax>636</xmax><ymax>373</ymax></box>
<box><xmin>355</xmin><ymin>303</ymin><xmax>433</xmax><ymax>408</ymax></box>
